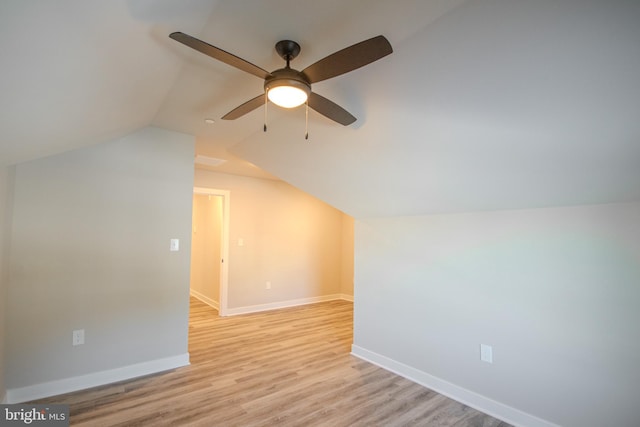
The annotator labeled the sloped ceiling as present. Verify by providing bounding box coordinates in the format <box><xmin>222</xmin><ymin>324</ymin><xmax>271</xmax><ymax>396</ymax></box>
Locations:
<box><xmin>2</xmin><ymin>0</ymin><xmax>639</xmax><ymax>218</ymax></box>
<box><xmin>0</xmin><ymin>0</ymin><xmax>214</xmax><ymax>165</ymax></box>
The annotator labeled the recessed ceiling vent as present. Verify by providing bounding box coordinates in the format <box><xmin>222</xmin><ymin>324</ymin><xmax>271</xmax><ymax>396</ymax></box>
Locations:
<box><xmin>194</xmin><ymin>155</ymin><xmax>227</xmax><ymax>167</ymax></box>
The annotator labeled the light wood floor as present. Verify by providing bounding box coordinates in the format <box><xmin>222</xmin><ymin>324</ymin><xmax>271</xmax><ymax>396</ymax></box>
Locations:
<box><xmin>36</xmin><ymin>298</ymin><xmax>512</xmax><ymax>426</ymax></box>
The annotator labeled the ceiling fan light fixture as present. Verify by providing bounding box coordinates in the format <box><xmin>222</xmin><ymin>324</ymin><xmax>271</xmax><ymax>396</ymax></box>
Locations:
<box><xmin>265</xmin><ymin>78</ymin><xmax>310</xmax><ymax>109</ymax></box>
<box><xmin>170</xmin><ymin>32</ymin><xmax>391</xmax><ymax>125</ymax></box>
<box><xmin>268</xmin><ymin>86</ymin><xmax>307</xmax><ymax>108</ymax></box>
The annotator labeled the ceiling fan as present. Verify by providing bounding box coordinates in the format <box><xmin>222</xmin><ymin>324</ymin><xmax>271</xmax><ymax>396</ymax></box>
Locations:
<box><xmin>169</xmin><ymin>32</ymin><xmax>392</xmax><ymax>127</ymax></box>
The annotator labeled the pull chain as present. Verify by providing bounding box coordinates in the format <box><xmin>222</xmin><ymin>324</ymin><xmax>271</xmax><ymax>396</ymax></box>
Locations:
<box><xmin>305</xmin><ymin>101</ymin><xmax>309</xmax><ymax>140</ymax></box>
<box><xmin>264</xmin><ymin>91</ymin><xmax>268</xmax><ymax>132</ymax></box>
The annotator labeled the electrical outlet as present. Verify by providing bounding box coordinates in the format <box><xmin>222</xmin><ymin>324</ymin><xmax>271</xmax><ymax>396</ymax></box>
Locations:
<box><xmin>480</xmin><ymin>344</ymin><xmax>493</xmax><ymax>363</ymax></box>
<box><xmin>73</xmin><ymin>329</ymin><xmax>85</xmax><ymax>346</ymax></box>
<box><xmin>266</xmin><ymin>281</ymin><xmax>271</xmax><ymax>290</ymax></box>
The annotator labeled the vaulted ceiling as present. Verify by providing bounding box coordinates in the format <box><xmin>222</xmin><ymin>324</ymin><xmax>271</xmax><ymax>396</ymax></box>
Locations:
<box><xmin>2</xmin><ymin>0</ymin><xmax>639</xmax><ymax>218</ymax></box>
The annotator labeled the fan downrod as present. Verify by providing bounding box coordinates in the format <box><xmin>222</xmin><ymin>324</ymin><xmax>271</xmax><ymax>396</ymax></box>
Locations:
<box><xmin>275</xmin><ymin>40</ymin><xmax>301</xmax><ymax>63</ymax></box>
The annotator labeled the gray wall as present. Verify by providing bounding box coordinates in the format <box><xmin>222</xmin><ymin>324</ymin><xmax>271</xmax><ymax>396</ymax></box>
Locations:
<box><xmin>0</xmin><ymin>165</ymin><xmax>14</xmax><ymax>403</ymax></box>
<box><xmin>354</xmin><ymin>202</ymin><xmax>640</xmax><ymax>427</ymax></box>
<box><xmin>6</xmin><ymin>127</ymin><xmax>194</xmax><ymax>391</ymax></box>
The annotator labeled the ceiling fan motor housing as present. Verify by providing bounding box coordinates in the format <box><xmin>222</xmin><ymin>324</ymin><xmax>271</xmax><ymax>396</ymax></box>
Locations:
<box><xmin>264</xmin><ymin>68</ymin><xmax>311</xmax><ymax>98</ymax></box>
<box><xmin>266</xmin><ymin>40</ymin><xmax>310</xmax><ymax>99</ymax></box>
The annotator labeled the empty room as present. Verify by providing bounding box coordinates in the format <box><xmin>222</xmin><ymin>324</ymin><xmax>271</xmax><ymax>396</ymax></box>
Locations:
<box><xmin>1</xmin><ymin>1</ymin><xmax>639</xmax><ymax>426</ymax></box>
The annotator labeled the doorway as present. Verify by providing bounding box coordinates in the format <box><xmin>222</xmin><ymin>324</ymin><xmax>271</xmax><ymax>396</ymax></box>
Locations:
<box><xmin>190</xmin><ymin>187</ymin><xmax>230</xmax><ymax>316</ymax></box>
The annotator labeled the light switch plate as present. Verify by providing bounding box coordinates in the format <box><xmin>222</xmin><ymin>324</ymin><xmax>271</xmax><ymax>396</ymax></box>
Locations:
<box><xmin>170</xmin><ymin>238</ymin><xmax>180</xmax><ymax>251</ymax></box>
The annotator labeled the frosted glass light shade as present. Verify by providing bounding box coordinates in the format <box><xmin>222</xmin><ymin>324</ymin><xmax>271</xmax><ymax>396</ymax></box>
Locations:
<box><xmin>267</xmin><ymin>86</ymin><xmax>308</xmax><ymax>108</ymax></box>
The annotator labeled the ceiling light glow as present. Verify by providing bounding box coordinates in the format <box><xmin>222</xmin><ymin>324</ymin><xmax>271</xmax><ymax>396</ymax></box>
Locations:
<box><xmin>265</xmin><ymin>77</ymin><xmax>310</xmax><ymax>109</ymax></box>
<box><xmin>267</xmin><ymin>86</ymin><xmax>308</xmax><ymax>108</ymax></box>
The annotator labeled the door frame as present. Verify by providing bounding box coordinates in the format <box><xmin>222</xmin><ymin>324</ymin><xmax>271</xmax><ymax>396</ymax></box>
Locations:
<box><xmin>193</xmin><ymin>187</ymin><xmax>230</xmax><ymax>316</ymax></box>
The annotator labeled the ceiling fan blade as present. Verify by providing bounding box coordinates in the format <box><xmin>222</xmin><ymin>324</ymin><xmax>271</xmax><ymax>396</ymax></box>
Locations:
<box><xmin>308</xmin><ymin>92</ymin><xmax>356</xmax><ymax>126</ymax></box>
<box><xmin>221</xmin><ymin>94</ymin><xmax>265</xmax><ymax>120</ymax></box>
<box><xmin>301</xmin><ymin>35</ymin><xmax>392</xmax><ymax>84</ymax></box>
<box><xmin>170</xmin><ymin>32</ymin><xmax>272</xmax><ymax>80</ymax></box>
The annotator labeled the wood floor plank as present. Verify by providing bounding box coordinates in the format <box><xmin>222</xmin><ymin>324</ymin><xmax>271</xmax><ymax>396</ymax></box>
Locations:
<box><xmin>34</xmin><ymin>298</ymin><xmax>512</xmax><ymax>426</ymax></box>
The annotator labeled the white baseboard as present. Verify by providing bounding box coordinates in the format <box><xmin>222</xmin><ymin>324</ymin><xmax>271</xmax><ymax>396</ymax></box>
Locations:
<box><xmin>339</xmin><ymin>293</ymin><xmax>354</xmax><ymax>302</ymax></box>
<box><xmin>190</xmin><ymin>289</ymin><xmax>219</xmax><ymax>310</ymax></box>
<box><xmin>225</xmin><ymin>294</ymin><xmax>352</xmax><ymax>316</ymax></box>
<box><xmin>5</xmin><ymin>353</ymin><xmax>190</xmax><ymax>404</ymax></box>
<box><xmin>351</xmin><ymin>345</ymin><xmax>558</xmax><ymax>427</ymax></box>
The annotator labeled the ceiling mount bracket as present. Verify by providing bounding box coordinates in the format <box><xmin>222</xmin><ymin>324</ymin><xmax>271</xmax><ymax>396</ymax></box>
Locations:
<box><xmin>275</xmin><ymin>40</ymin><xmax>301</xmax><ymax>66</ymax></box>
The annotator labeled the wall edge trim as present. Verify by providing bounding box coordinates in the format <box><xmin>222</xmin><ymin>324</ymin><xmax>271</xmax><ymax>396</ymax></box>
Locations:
<box><xmin>5</xmin><ymin>353</ymin><xmax>190</xmax><ymax>404</ymax></box>
<box><xmin>339</xmin><ymin>293</ymin><xmax>354</xmax><ymax>302</ymax></box>
<box><xmin>224</xmin><ymin>294</ymin><xmax>351</xmax><ymax>316</ymax></box>
<box><xmin>190</xmin><ymin>289</ymin><xmax>220</xmax><ymax>310</ymax></box>
<box><xmin>350</xmin><ymin>345</ymin><xmax>559</xmax><ymax>427</ymax></box>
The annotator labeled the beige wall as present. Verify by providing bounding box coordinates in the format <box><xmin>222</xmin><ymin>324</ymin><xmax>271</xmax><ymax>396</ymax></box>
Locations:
<box><xmin>0</xmin><ymin>166</ymin><xmax>14</xmax><ymax>403</ymax></box>
<box><xmin>340</xmin><ymin>214</ymin><xmax>354</xmax><ymax>297</ymax></box>
<box><xmin>194</xmin><ymin>170</ymin><xmax>353</xmax><ymax>309</ymax></box>
<box><xmin>6</xmin><ymin>127</ymin><xmax>194</xmax><ymax>395</ymax></box>
<box><xmin>190</xmin><ymin>194</ymin><xmax>222</xmax><ymax>305</ymax></box>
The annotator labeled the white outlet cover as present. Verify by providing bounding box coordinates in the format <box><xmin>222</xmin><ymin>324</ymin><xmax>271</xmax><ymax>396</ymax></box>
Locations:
<box><xmin>480</xmin><ymin>344</ymin><xmax>493</xmax><ymax>363</ymax></box>
<box><xmin>73</xmin><ymin>329</ymin><xmax>85</xmax><ymax>346</ymax></box>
